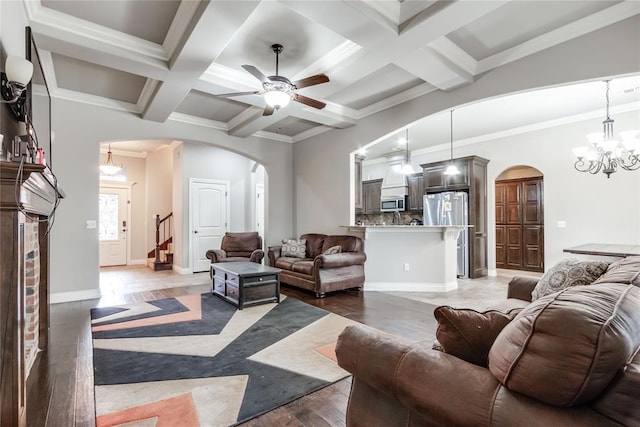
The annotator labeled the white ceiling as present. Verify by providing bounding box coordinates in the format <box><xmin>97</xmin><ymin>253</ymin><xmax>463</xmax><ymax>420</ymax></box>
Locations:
<box><xmin>24</xmin><ymin>0</ymin><xmax>640</xmax><ymax>156</ymax></box>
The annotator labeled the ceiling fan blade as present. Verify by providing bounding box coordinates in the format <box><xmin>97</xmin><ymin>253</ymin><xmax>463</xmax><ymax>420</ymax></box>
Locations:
<box><xmin>242</xmin><ymin>65</ymin><xmax>270</xmax><ymax>83</ymax></box>
<box><xmin>293</xmin><ymin>93</ymin><xmax>326</xmax><ymax>110</ymax></box>
<box><xmin>216</xmin><ymin>91</ymin><xmax>261</xmax><ymax>98</ymax></box>
<box><xmin>293</xmin><ymin>74</ymin><xmax>329</xmax><ymax>89</ymax></box>
<box><xmin>263</xmin><ymin>105</ymin><xmax>275</xmax><ymax>116</ymax></box>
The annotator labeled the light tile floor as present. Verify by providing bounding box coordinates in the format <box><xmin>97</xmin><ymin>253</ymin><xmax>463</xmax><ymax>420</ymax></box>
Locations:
<box><xmin>99</xmin><ymin>265</ymin><xmax>541</xmax><ymax>310</ymax></box>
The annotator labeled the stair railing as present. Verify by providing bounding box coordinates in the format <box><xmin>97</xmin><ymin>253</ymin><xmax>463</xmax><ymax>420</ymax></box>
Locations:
<box><xmin>154</xmin><ymin>212</ymin><xmax>173</xmax><ymax>263</ymax></box>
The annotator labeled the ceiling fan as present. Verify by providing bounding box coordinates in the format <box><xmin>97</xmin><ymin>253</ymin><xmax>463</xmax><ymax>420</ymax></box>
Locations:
<box><xmin>216</xmin><ymin>43</ymin><xmax>329</xmax><ymax>116</ymax></box>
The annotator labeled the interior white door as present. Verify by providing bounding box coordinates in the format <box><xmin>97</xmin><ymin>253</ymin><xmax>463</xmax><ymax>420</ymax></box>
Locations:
<box><xmin>191</xmin><ymin>180</ymin><xmax>228</xmax><ymax>272</ymax></box>
<box><xmin>256</xmin><ymin>184</ymin><xmax>264</xmax><ymax>239</ymax></box>
<box><xmin>99</xmin><ymin>187</ymin><xmax>128</xmax><ymax>266</ymax></box>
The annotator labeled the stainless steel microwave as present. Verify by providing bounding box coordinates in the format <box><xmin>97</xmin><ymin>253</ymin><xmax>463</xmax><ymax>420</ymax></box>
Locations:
<box><xmin>380</xmin><ymin>197</ymin><xmax>405</xmax><ymax>212</ymax></box>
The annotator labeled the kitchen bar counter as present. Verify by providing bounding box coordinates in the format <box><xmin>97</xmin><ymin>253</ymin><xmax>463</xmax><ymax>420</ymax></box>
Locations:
<box><xmin>343</xmin><ymin>225</ymin><xmax>472</xmax><ymax>292</ymax></box>
<box><xmin>563</xmin><ymin>243</ymin><xmax>640</xmax><ymax>258</ymax></box>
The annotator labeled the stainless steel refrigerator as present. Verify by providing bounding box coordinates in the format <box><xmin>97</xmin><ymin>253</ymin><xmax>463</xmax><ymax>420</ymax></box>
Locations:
<box><xmin>423</xmin><ymin>191</ymin><xmax>469</xmax><ymax>278</ymax></box>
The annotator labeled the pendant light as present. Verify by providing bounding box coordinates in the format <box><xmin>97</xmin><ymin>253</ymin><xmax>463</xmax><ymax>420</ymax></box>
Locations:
<box><xmin>400</xmin><ymin>128</ymin><xmax>417</xmax><ymax>174</ymax></box>
<box><xmin>99</xmin><ymin>144</ymin><xmax>123</xmax><ymax>175</ymax></box>
<box><xmin>443</xmin><ymin>109</ymin><xmax>460</xmax><ymax>176</ymax></box>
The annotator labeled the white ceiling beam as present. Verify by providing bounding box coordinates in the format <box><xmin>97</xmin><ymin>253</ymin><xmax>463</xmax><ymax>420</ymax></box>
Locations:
<box><xmin>141</xmin><ymin>1</ymin><xmax>261</xmax><ymax>122</ymax></box>
<box><xmin>394</xmin><ymin>46</ymin><xmax>474</xmax><ymax>91</ymax></box>
<box><xmin>477</xmin><ymin>1</ymin><xmax>640</xmax><ymax>74</ymax></box>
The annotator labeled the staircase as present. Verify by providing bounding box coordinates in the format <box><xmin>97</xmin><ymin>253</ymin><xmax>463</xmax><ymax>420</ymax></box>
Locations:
<box><xmin>147</xmin><ymin>213</ymin><xmax>174</xmax><ymax>271</ymax></box>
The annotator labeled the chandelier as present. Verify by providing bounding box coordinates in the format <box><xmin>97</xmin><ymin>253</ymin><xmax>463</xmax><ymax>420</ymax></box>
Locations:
<box><xmin>99</xmin><ymin>144</ymin><xmax>123</xmax><ymax>175</ymax></box>
<box><xmin>573</xmin><ymin>80</ymin><xmax>640</xmax><ymax>178</ymax></box>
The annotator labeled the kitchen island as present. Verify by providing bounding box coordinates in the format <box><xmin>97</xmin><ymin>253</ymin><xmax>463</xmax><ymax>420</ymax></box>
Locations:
<box><xmin>343</xmin><ymin>225</ymin><xmax>471</xmax><ymax>292</ymax></box>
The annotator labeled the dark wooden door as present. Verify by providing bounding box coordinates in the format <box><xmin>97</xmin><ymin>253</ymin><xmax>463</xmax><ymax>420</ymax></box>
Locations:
<box><xmin>407</xmin><ymin>173</ymin><xmax>424</xmax><ymax>211</ymax></box>
<box><xmin>495</xmin><ymin>177</ymin><xmax>544</xmax><ymax>272</ymax></box>
<box><xmin>362</xmin><ymin>179</ymin><xmax>382</xmax><ymax>214</ymax></box>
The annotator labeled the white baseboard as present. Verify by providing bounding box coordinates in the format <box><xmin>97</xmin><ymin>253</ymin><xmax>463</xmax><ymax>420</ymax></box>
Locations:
<box><xmin>172</xmin><ymin>265</ymin><xmax>191</xmax><ymax>275</ymax></box>
<box><xmin>128</xmin><ymin>259</ymin><xmax>146</xmax><ymax>266</ymax></box>
<box><xmin>364</xmin><ymin>281</ymin><xmax>458</xmax><ymax>292</ymax></box>
<box><xmin>51</xmin><ymin>288</ymin><xmax>102</xmax><ymax>304</ymax></box>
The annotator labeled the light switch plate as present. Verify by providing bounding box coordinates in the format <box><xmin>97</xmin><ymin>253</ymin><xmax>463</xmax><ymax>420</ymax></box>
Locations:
<box><xmin>556</xmin><ymin>220</ymin><xmax>567</xmax><ymax>228</ymax></box>
<box><xmin>86</xmin><ymin>220</ymin><xmax>97</xmax><ymax>229</ymax></box>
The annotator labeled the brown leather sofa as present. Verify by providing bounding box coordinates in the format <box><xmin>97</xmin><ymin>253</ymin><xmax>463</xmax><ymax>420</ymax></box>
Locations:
<box><xmin>267</xmin><ymin>233</ymin><xmax>366</xmax><ymax>297</ymax></box>
<box><xmin>336</xmin><ymin>257</ymin><xmax>640</xmax><ymax>426</ymax></box>
<box><xmin>205</xmin><ymin>232</ymin><xmax>264</xmax><ymax>276</ymax></box>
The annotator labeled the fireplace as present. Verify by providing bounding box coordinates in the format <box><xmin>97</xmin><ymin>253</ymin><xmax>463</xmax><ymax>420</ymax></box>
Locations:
<box><xmin>23</xmin><ymin>219</ymin><xmax>40</xmax><ymax>373</ymax></box>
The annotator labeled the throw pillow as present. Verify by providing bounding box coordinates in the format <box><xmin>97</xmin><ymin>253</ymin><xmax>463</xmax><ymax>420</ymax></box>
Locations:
<box><xmin>433</xmin><ymin>306</ymin><xmax>520</xmax><ymax>367</ymax></box>
<box><xmin>281</xmin><ymin>239</ymin><xmax>306</xmax><ymax>258</ymax></box>
<box><xmin>323</xmin><ymin>245</ymin><xmax>342</xmax><ymax>255</ymax></box>
<box><xmin>531</xmin><ymin>258</ymin><xmax>609</xmax><ymax>300</ymax></box>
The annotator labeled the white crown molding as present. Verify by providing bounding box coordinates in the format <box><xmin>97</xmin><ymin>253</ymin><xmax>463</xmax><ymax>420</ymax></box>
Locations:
<box><xmin>162</xmin><ymin>0</ymin><xmax>201</xmax><ymax>58</ymax></box>
<box><xmin>202</xmin><ymin>63</ymin><xmax>260</xmax><ymax>91</ymax></box>
<box><xmin>35</xmin><ymin>49</ymin><xmax>58</xmax><ymax>93</ymax></box>
<box><xmin>428</xmin><ymin>36</ymin><xmax>478</xmax><ymax>76</ymax></box>
<box><xmin>227</xmin><ymin>106</ymin><xmax>263</xmax><ymax>132</ymax></box>
<box><xmin>137</xmin><ymin>79</ymin><xmax>159</xmax><ymax>110</ymax></box>
<box><xmin>291</xmin><ymin>125</ymin><xmax>333</xmax><ymax>143</ymax></box>
<box><xmin>252</xmin><ymin>131</ymin><xmax>293</xmax><ymax>143</ymax></box>
<box><xmin>167</xmin><ymin>112</ymin><xmax>228</xmax><ymax>132</ymax></box>
<box><xmin>292</xmin><ymin>41</ymin><xmax>362</xmax><ymax>82</ymax></box>
<box><xmin>357</xmin><ymin>83</ymin><xmax>438</xmax><ymax>119</ymax></box>
<box><xmin>477</xmin><ymin>1</ymin><xmax>640</xmax><ymax>74</ymax></box>
<box><xmin>52</xmin><ymin>88</ymin><xmax>141</xmax><ymax>113</ymax></box>
<box><xmin>28</xmin><ymin>5</ymin><xmax>169</xmax><ymax>62</ymax></box>
<box><xmin>345</xmin><ymin>1</ymin><xmax>399</xmax><ymax>35</ymax></box>
<box><xmin>408</xmin><ymin>101</ymin><xmax>640</xmax><ymax>159</ymax></box>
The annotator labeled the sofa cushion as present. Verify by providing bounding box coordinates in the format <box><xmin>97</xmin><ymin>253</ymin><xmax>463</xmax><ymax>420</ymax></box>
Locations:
<box><xmin>322</xmin><ymin>235</ymin><xmax>362</xmax><ymax>253</ymax></box>
<box><xmin>223</xmin><ymin>232</ymin><xmax>261</xmax><ymax>252</ymax></box>
<box><xmin>531</xmin><ymin>258</ymin><xmax>608</xmax><ymax>300</ymax></box>
<box><xmin>275</xmin><ymin>257</ymin><xmax>309</xmax><ymax>270</ymax></box>
<box><xmin>434</xmin><ymin>306</ymin><xmax>521</xmax><ymax>368</ymax></box>
<box><xmin>323</xmin><ymin>245</ymin><xmax>342</xmax><ymax>255</ymax></box>
<box><xmin>301</xmin><ymin>233</ymin><xmax>327</xmax><ymax>258</ymax></box>
<box><xmin>593</xmin><ymin>256</ymin><xmax>640</xmax><ymax>286</ymax></box>
<box><xmin>488</xmin><ymin>283</ymin><xmax>640</xmax><ymax>407</ymax></box>
<box><xmin>291</xmin><ymin>260</ymin><xmax>314</xmax><ymax>275</ymax></box>
<box><xmin>281</xmin><ymin>239</ymin><xmax>306</xmax><ymax>258</ymax></box>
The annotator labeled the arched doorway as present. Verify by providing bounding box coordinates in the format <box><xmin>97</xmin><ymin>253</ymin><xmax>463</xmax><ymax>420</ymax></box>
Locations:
<box><xmin>495</xmin><ymin>166</ymin><xmax>544</xmax><ymax>272</ymax></box>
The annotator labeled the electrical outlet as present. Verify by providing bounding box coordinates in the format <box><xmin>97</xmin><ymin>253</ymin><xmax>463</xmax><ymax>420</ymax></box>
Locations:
<box><xmin>403</xmin><ymin>263</ymin><xmax>410</xmax><ymax>271</ymax></box>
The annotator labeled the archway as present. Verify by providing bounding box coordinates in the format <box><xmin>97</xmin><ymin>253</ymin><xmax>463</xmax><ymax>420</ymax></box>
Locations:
<box><xmin>495</xmin><ymin>166</ymin><xmax>544</xmax><ymax>272</ymax></box>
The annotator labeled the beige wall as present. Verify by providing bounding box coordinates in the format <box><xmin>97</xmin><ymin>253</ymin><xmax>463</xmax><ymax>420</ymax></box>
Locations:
<box><xmin>49</xmin><ymin>98</ymin><xmax>293</xmax><ymax>301</ymax></box>
<box><xmin>146</xmin><ymin>145</ymin><xmax>173</xmax><ymax>255</ymax></box>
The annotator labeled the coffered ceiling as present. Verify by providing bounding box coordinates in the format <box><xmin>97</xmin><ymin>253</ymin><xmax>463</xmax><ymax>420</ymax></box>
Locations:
<box><xmin>24</xmin><ymin>0</ymin><xmax>640</xmax><ymax>154</ymax></box>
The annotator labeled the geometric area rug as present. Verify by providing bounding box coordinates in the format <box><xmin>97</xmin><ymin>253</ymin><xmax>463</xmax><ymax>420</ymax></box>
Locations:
<box><xmin>90</xmin><ymin>293</ymin><xmax>361</xmax><ymax>426</ymax></box>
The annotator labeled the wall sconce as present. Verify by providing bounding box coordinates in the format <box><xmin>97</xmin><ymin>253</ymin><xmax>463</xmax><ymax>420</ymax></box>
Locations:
<box><xmin>1</xmin><ymin>56</ymin><xmax>33</xmax><ymax>120</ymax></box>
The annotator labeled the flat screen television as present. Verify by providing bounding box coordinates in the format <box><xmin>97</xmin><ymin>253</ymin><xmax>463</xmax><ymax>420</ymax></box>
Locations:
<box><xmin>25</xmin><ymin>26</ymin><xmax>52</xmax><ymax>168</ymax></box>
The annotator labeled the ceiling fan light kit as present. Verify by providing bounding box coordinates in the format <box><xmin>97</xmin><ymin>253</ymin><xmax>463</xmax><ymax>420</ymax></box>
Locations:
<box><xmin>216</xmin><ymin>43</ymin><xmax>329</xmax><ymax>116</ymax></box>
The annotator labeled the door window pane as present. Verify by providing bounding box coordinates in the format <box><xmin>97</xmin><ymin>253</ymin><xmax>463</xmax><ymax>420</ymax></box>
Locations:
<box><xmin>99</xmin><ymin>194</ymin><xmax>119</xmax><ymax>241</ymax></box>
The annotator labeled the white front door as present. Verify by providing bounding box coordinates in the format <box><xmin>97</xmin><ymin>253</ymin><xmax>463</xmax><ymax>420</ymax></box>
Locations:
<box><xmin>190</xmin><ymin>179</ymin><xmax>229</xmax><ymax>272</ymax></box>
<box><xmin>99</xmin><ymin>187</ymin><xmax>128</xmax><ymax>266</ymax></box>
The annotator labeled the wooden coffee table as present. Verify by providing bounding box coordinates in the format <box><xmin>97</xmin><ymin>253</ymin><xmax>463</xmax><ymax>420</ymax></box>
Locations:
<box><xmin>211</xmin><ymin>262</ymin><xmax>281</xmax><ymax>309</ymax></box>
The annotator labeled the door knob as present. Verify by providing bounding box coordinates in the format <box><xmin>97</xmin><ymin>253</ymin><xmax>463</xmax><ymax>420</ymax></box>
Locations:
<box><xmin>194</xmin><ymin>230</ymin><xmax>198</xmax><ymax>234</ymax></box>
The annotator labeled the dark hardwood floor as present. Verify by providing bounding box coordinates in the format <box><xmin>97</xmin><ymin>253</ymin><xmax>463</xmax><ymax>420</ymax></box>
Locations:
<box><xmin>27</xmin><ymin>273</ymin><xmax>443</xmax><ymax>426</ymax></box>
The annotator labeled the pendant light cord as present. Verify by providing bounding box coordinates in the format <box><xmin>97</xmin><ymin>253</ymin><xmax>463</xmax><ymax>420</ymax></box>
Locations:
<box><xmin>450</xmin><ymin>109</ymin><xmax>454</xmax><ymax>161</ymax></box>
<box><xmin>605</xmin><ymin>80</ymin><xmax>610</xmax><ymax>120</ymax></box>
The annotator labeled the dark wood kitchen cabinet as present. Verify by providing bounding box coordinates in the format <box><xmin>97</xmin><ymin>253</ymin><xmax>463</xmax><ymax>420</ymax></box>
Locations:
<box><xmin>420</xmin><ymin>156</ymin><xmax>489</xmax><ymax>278</ymax></box>
<box><xmin>362</xmin><ymin>179</ymin><xmax>382</xmax><ymax>214</ymax></box>
<box><xmin>406</xmin><ymin>173</ymin><xmax>424</xmax><ymax>211</ymax></box>
<box><xmin>354</xmin><ymin>155</ymin><xmax>365</xmax><ymax>211</ymax></box>
<box><xmin>495</xmin><ymin>177</ymin><xmax>544</xmax><ymax>272</ymax></box>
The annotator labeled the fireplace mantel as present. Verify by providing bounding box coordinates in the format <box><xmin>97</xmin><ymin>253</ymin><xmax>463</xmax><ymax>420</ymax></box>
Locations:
<box><xmin>0</xmin><ymin>160</ymin><xmax>64</xmax><ymax>427</ymax></box>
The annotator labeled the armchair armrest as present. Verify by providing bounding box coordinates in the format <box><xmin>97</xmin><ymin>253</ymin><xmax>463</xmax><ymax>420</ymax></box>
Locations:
<box><xmin>336</xmin><ymin>325</ymin><xmax>500</xmax><ymax>426</ymax></box>
<box><xmin>315</xmin><ymin>252</ymin><xmax>366</xmax><ymax>269</ymax></box>
<box><xmin>267</xmin><ymin>246</ymin><xmax>282</xmax><ymax>266</ymax></box>
<box><xmin>250</xmin><ymin>249</ymin><xmax>265</xmax><ymax>263</ymax></box>
<box><xmin>507</xmin><ymin>276</ymin><xmax>539</xmax><ymax>301</ymax></box>
<box><xmin>206</xmin><ymin>249</ymin><xmax>226</xmax><ymax>263</ymax></box>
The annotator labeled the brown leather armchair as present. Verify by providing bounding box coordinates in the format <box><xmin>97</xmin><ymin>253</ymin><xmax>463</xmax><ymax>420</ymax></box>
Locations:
<box><xmin>336</xmin><ymin>257</ymin><xmax>640</xmax><ymax>426</ymax></box>
<box><xmin>205</xmin><ymin>232</ymin><xmax>264</xmax><ymax>275</ymax></box>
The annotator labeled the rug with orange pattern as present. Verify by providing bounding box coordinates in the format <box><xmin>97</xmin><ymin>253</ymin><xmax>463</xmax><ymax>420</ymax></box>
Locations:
<box><xmin>90</xmin><ymin>293</ymin><xmax>358</xmax><ymax>426</ymax></box>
